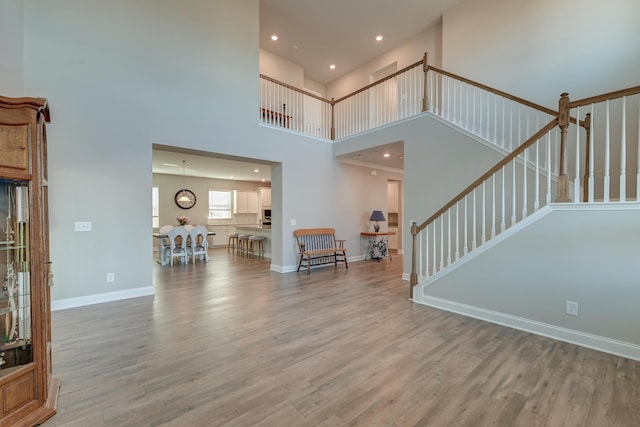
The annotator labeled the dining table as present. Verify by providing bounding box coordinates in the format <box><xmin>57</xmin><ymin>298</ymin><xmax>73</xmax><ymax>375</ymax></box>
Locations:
<box><xmin>153</xmin><ymin>227</ymin><xmax>216</xmax><ymax>266</ymax></box>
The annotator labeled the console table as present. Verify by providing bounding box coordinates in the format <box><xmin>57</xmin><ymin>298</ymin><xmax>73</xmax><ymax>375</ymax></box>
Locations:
<box><xmin>360</xmin><ymin>232</ymin><xmax>395</xmax><ymax>261</ymax></box>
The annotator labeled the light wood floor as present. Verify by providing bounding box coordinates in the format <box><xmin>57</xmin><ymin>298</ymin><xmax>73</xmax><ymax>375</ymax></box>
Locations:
<box><xmin>43</xmin><ymin>249</ymin><xmax>639</xmax><ymax>426</ymax></box>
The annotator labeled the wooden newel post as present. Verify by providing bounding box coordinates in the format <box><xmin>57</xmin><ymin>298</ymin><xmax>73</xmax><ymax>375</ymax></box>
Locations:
<box><xmin>330</xmin><ymin>98</ymin><xmax>336</xmax><ymax>140</ymax></box>
<box><xmin>410</xmin><ymin>221</ymin><xmax>418</xmax><ymax>299</ymax></box>
<box><xmin>556</xmin><ymin>92</ymin><xmax>571</xmax><ymax>202</ymax></box>
<box><xmin>422</xmin><ymin>52</ymin><xmax>429</xmax><ymax>112</ymax></box>
<box><xmin>583</xmin><ymin>112</ymin><xmax>591</xmax><ymax>202</ymax></box>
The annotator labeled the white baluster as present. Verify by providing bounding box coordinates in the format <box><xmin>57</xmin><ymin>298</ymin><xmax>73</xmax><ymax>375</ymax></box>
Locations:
<box><xmin>466</xmin><ymin>84</ymin><xmax>470</xmax><ymax>131</ymax></box>
<box><xmin>522</xmin><ymin>149</ymin><xmax>528</xmax><ymax>219</ymax></box>
<box><xmin>620</xmin><ymin>96</ymin><xmax>627</xmax><ymax>202</ymax></box>
<box><xmin>509</xmin><ymin>103</ymin><xmax>514</xmax><ymax>151</ymax></box>
<box><xmin>481</xmin><ymin>180</ymin><xmax>486</xmax><ymax>244</ymax></box>
<box><xmin>455</xmin><ymin>204</ymin><xmax>459</xmax><ymax>261</ymax></box>
<box><xmin>637</xmin><ymin>95</ymin><xmax>640</xmax><ymax>201</ymax></box>
<box><xmin>535</xmin><ymin>141</ymin><xmax>540</xmax><ymax>211</ymax></box>
<box><xmin>432</xmin><ymin>222</ymin><xmax>437</xmax><ymax>274</ymax></box>
<box><xmin>512</xmin><ymin>161</ymin><xmax>517</xmax><ymax>226</ymax></box>
<box><xmin>472</xmin><ymin>188</ymin><xmax>477</xmax><ymax>250</ymax></box>
<box><xmin>501</xmin><ymin>166</ymin><xmax>506</xmax><ymax>232</ymax></box>
<box><xmin>574</xmin><ymin>106</ymin><xmax>581</xmax><ymax>203</ymax></box>
<box><xmin>589</xmin><ymin>103</ymin><xmax>595</xmax><ymax>202</ymax></box>
<box><xmin>464</xmin><ymin>195</ymin><xmax>469</xmax><ymax>256</ymax></box>
<box><xmin>604</xmin><ymin>100</ymin><xmax>610</xmax><ymax>202</ymax></box>
<box><xmin>472</xmin><ymin>87</ymin><xmax>477</xmax><ymax>134</ymax></box>
<box><xmin>485</xmin><ymin>93</ymin><xmax>490</xmax><ymax>140</ymax></box>
<box><xmin>423</xmin><ymin>225</ymin><xmax>428</xmax><ymax>278</ymax></box>
<box><xmin>501</xmin><ymin>98</ymin><xmax>506</xmax><ymax>149</ymax></box>
<box><xmin>440</xmin><ymin>215</ymin><xmax>444</xmax><ymax>270</ymax></box>
<box><xmin>479</xmin><ymin>92</ymin><xmax>483</xmax><ymax>138</ymax></box>
<box><xmin>547</xmin><ymin>131</ymin><xmax>552</xmax><ymax>204</ymax></box>
<box><xmin>491</xmin><ymin>175</ymin><xmax>496</xmax><ymax>239</ymax></box>
<box><xmin>493</xmin><ymin>95</ymin><xmax>500</xmax><ymax>145</ymax></box>
<box><xmin>447</xmin><ymin>210</ymin><xmax>452</xmax><ymax>266</ymax></box>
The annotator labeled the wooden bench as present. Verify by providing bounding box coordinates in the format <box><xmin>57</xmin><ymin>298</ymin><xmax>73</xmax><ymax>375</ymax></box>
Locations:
<box><xmin>293</xmin><ymin>228</ymin><xmax>348</xmax><ymax>274</ymax></box>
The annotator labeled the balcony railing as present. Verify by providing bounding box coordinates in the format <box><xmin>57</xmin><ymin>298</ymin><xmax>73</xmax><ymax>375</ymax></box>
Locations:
<box><xmin>260</xmin><ymin>53</ymin><xmax>556</xmax><ymax>155</ymax></box>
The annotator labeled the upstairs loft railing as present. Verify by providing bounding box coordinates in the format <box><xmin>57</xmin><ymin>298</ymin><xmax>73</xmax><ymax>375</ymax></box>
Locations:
<box><xmin>259</xmin><ymin>53</ymin><xmax>556</xmax><ymax>150</ymax></box>
<box><xmin>409</xmin><ymin>86</ymin><xmax>640</xmax><ymax>299</ymax></box>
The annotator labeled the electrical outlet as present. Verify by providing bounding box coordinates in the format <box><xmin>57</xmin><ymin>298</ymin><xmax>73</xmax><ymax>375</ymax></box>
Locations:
<box><xmin>106</xmin><ymin>272</ymin><xmax>115</xmax><ymax>283</ymax></box>
<box><xmin>566</xmin><ymin>300</ymin><xmax>578</xmax><ymax>316</ymax></box>
<box><xmin>74</xmin><ymin>221</ymin><xmax>92</xmax><ymax>232</ymax></box>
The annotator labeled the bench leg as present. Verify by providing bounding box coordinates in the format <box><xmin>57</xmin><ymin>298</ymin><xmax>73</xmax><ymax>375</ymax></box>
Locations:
<box><xmin>297</xmin><ymin>255</ymin><xmax>304</xmax><ymax>272</ymax></box>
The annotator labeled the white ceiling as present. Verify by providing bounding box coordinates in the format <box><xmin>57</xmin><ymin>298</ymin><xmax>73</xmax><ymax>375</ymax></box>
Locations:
<box><xmin>152</xmin><ymin>147</ymin><xmax>273</xmax><ymax>183</ymax></box>
<box><xmin>154</xmin><ymin>1</ymin><xmax>460</xmax><ymax>180</ymax></box>
<box><xmin>260</xmin><ymin>0</ymin><xmax>462</xmax><ymax>85</ymax></box>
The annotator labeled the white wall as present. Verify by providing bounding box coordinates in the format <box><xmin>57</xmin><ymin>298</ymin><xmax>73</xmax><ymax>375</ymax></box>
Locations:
<box><xmin>259</xmin><ymin>49</ymin><xmax>304</xmax><ymax>88</ymax></box>
<box><xmin>420</xmin><ymin>206</ymin><xmax>640</xmax><ymax>349</ymax></box>
<box><xmin>259</xmin><ymin>48</ymin><xmax>326</xmax><ymax>97</ymax></box>
<box><xmin>442</xmin><ymin>0</ymin><xmax>640</xmax><ymax>107</ymax></box>
<box><xmin>326</xmin><ymin>21</ymin><xmax>442</xmax><ymax>100</ymax></box>
<box><xmin>0</xmin><ymin>1</ymin><xmax>24</xmax><ymax>96</ymax></box>
<box><xmin>22</xmin><ymin>0</ymin><xmax>339</xmax><ymax>302</ymax></box>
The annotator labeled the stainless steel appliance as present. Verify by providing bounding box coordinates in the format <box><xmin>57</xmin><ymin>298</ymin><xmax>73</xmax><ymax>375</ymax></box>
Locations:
<box><xmin>262</xmin><ymin>208</ymin><xmax>271</xmax><ymax>227</ymax></box>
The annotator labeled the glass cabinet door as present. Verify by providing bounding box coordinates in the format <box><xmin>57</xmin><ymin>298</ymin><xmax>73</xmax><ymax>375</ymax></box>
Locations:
<box><xmin>0</xmin><ymin>178</ymin><xmax>32</xmax><ymax>374</ymax></box>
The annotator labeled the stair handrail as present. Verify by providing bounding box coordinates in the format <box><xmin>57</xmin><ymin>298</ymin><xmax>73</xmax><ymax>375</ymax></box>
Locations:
<box><xmin>426</xmin><ymin>65</ymin><xmax>557</xmax><ymax>118</ymax></box>
<box><xmin>569</xmin><ymin>86</ymin><xmax>640</xmax><ymax>108</ymax></box>
<box><xmin>259</xmin><ymin>74</ymin><xmax>333</xmax><ymax>104</ymax></box>
<box><xmin>409</xmin><ymin>118</ymin><xmax>559</xmax><ymax>294</ymax></box>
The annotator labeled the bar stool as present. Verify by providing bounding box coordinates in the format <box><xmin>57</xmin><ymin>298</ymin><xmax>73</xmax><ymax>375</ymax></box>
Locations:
<box><xmin>237</xmin><ymin>234</ymin><xmax>251</xmax><ymax>256</ymax></box>
<box><xmin>228</xmin><ymin>233</ymin><xmax>239</xmax><ymax>253</ymax></box>
<box><xmin>248</xmin><ymin>235</ymin><xmax>265</xmax><ymax>258</ymax></box>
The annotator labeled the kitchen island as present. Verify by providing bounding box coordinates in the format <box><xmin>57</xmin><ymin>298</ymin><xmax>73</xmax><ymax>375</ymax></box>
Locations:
<box><xmin>234</xmin><ymin>226</ymin><xmax>271</xmax><ymax>258</ymax></box>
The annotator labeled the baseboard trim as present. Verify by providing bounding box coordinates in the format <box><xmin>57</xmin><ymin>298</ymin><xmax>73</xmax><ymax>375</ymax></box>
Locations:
<box><xmin>416</xmin><ymin>295</ymin><xmax>640</xmax><ymax>361</ymax></box>
<box><xmin>52</xmin><ymin>286</ymin><xmax>155</xmax><ymax>311</ymax></box>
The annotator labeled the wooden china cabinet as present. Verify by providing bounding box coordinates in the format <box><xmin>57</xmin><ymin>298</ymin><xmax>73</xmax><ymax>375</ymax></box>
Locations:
<box><xmin>0</xmin><ymin>96</ymin><xmax>59</xmax><ymax>425</ymax></box>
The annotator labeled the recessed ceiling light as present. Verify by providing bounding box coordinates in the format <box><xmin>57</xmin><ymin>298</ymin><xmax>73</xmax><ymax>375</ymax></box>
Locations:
<box><xmin>229</xmin><ymin>175</ymin><xmax>234</xmax><ymax>179</ymax></box>
<box><xmin>254</xmin><ymin>169</ymin><xmax>260</xmax><ymax>173</ymax></box>
<box><xmin>375</xmin><ymin>35</ymin><xmax>383</xmax><ymax>42</ymax></box>
<box><xmin>271</xmin><ymin>35</ymin><xmax>278</xmax><ymax>41</ymax></box>
<box><xmin>329</xmin><ymin>64</ymin><xmax>336</xmax><ymax>70</ymax></box>
<box><xmin>261</xmin><ymin>178</ymin><xmax>266</xmax><ymax>182</ymax></box>
<box><xmin>162</xmin><ymin>163</ymin><xmax>179</xmax><ymax>167</ymax></box>
<box><xmin>383</xmin><ymin>153</ymin><xmax>390</xmax><ymax>157</ymax></box>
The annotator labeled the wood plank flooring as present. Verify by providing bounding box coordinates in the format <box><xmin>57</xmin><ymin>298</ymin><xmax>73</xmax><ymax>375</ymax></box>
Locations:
<box><xmin>43</xmin><ymin>249</ymin><xmax>639</xmax><ymax>426</ymax></box>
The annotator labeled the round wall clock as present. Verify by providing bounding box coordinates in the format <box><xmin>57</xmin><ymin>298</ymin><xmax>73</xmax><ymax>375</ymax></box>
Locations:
<box><xmin>174</xmin><ymin>189</ymin><xmax>196</xmax><ymax>209</ymax></box>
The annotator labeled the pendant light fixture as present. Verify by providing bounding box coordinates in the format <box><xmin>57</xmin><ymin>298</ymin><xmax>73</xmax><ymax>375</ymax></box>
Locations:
<box><xmin>177</xmin><ymin>160</ymin><xmax>191</xmax><ymax>203</ymax></box>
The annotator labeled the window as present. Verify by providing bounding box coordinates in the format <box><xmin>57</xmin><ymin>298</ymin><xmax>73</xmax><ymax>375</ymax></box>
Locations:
<box><xmin>152</xmin><ymin>186</ymin><xmax>160</xmax><ymax>227</ymax></box>
<box><xmin>208</xmin><ymin>190</ymin><xmax>232</xmax><ymax>219</ymax></box>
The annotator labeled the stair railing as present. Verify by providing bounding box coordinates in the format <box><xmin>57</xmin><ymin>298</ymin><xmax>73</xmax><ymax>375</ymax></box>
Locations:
<box><xmin>259</xmin><ymin>74</ymin><xmax>334</xmax><ymax>139</ymax></box>
<box><xmin>260</xmin><ymin>53</ymin><xmax>561</xmax><ymax>147</ymax></box>
<box><xmin>410</xmin><ymin>86</ymin><xmax>640</xmax><ymax>299</ymax></box>
<box><xmin>425</xmin><ymin>66</ymin><xmax>556</xmax><ymax>152</ymax></box>
<box><xmin>409</xmin><ymin>119</ymin><xmax>560</xmax><ymax>298</ymax></box>
<box><xmin>565</xmin><ymin>87</ymin><xmax>640</xmax><ymax>203</ymax></box>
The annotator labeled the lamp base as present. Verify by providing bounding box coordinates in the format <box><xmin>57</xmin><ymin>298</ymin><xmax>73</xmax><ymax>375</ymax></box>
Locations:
<box><xmin>373</xmin><ymin>223</ymin><xmax>380</xmax><ymax>232</ymax></box>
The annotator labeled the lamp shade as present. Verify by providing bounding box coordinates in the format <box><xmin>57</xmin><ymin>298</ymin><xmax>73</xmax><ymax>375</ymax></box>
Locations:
<box><xmin>369</xmin><ymin>210</ymin><xmax>386</xmax><ymax>222</ymax></box>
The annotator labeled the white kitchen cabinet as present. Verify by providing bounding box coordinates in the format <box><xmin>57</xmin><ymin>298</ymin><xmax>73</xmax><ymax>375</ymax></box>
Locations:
<box><xmin>234</xmin><ymin>191</ymin><xmax>259</xmax><ymax>214</ymax></box>
<box><xmin>389</xmin><ymin>227</ymin><xmax>398</xmax><ymax>250</ymax></box>
<box><xmin>388</xmin><ymin>181</ymin><xmax>399</xmax><ymax>213</ymax></box>
<box><xmin>259</xmin><ymin>187</ymin><xmax>271</xmax><ymax>207</ymax></box>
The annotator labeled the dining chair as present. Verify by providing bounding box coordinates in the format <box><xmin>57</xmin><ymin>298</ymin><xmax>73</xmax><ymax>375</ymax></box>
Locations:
<box><xmin>189</xmin><ymin>226</ymin><xmax>209</xmax><ymax>263</ymax></box>
<box><xmin>166</xmin><ymin>227</ymin><xmax>189</xmax><ymax>265</ymax></box>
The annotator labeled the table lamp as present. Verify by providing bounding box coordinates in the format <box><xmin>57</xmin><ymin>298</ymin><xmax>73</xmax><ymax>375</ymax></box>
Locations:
<box><xmin>369</xmin><ymin>210</ymin><xmax>386</xmax><ymax>232</ymax></box>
